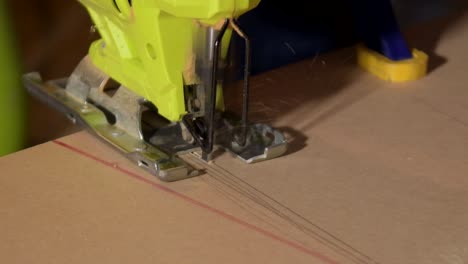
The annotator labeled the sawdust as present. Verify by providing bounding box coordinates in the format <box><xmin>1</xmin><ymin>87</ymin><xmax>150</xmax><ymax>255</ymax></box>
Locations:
<box><xmin>182</xmin><ymin>51</ymin><xmax>199</xmax><ymax>85</ymax></box>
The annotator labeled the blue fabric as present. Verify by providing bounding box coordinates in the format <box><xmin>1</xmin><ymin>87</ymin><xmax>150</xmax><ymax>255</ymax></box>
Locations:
<box><xmin>351</xmin><ymin>0</ymin><xmax>412</xmax><ymax>60</ymax></box>
<box><xmin>237</xmin><ymin>0</ymin><xmax>413</xmax><ymax>75</ymax></box>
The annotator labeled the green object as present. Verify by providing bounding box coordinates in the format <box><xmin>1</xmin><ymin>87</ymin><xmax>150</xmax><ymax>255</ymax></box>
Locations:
<box><xmin>79</xmin><ymin>0</ymin><xmax>260</xmax><ymax>121</ymax></box>
<box><xmin>0</xmin><ymin>2</ymin><xmax>26</xmax><ymax>156</ymax></box>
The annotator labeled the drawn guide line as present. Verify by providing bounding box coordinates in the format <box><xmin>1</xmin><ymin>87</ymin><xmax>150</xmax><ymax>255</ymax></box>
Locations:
<box><xmin>52</xmin><ymin>140</ymin><xmax>339</xmax><ymax>264</ymax></box>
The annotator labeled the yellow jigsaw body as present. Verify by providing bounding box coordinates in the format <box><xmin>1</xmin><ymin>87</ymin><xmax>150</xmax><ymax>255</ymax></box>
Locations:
<box><xmin>23</xmin><ymin>0</ymin><xmax>288</xmax><ymax>180</ymax></box>
<box><xmin>79</xmin><ymin>0</ymin><xmax>260</xmax><ymax>121</ymax></box>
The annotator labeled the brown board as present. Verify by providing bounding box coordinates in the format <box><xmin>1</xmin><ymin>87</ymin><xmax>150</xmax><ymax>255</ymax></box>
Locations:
<box><xmin>2</xmin><ymin>12</ymin><xmax>468</xmax><ymax>264</ymax></box>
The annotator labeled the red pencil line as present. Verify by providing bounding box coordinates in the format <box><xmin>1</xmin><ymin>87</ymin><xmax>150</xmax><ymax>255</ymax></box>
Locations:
<box><xmin>53</xmin><ymin>140</ymin><xmax>339</xmax><ymax>264</ymax></box>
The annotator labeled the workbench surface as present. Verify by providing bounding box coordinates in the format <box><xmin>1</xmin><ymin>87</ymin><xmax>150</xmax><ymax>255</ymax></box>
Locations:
<box><xmin>2</xmin><ymin>12</ymin><xmax>468</xmax><ymax>264</ymax></box>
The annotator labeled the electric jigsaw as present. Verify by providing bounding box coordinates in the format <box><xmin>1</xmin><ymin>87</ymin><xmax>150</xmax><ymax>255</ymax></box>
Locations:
<box><xmin>24</xmin><ymin>0</ymin><xmax>287</xmax><ymax>181</ymax></box>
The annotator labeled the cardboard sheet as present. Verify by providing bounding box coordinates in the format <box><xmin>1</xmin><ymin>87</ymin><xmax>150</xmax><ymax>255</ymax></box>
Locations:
<box><xmin>2</xmin><ymin>12</ymin><xmax>468</xmax><ymax>264</ymax></box>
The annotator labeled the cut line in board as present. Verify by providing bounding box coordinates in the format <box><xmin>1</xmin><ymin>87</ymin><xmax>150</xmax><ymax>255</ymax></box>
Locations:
<box><xmin>52</xmin><ymin>140</ymin><xmax>339</xmax><ymax>264</ymax></box>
